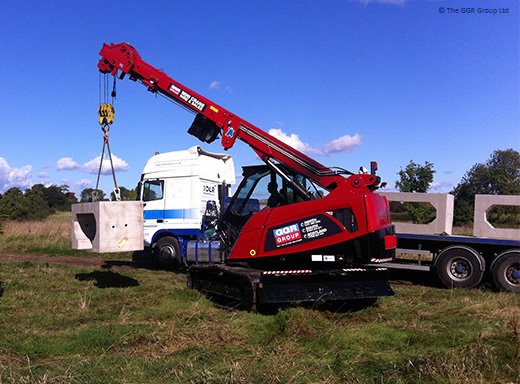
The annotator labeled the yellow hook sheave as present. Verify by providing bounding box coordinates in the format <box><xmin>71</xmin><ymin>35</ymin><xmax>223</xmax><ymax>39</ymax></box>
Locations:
<box><xmin>98</xmin><ymin>103</ymin><xmax>115</xmax><ymax>127</ymax></box>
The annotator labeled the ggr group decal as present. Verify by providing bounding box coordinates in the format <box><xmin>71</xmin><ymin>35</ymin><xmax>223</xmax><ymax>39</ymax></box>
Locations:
<box><xmin>274</xmin><ymin>224</ymin><xmax>302</xmax><ymax>246</ymax></box>
<box><xmin>265</xmin><ymin>214</ymin><xmax>344</xmax><ymax>252</ymax></box>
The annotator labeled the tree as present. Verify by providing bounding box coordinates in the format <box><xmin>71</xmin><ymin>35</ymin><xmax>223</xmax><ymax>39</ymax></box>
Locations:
<box><xmin>0</xmin><ymin>187</ymin><xmax>48</xmax><ymax>221</ymax></box>
<box><xmin>396</xmin><ymin>160</ymin><xmax>436</xmax><ymax>193</ymax></box>
<box><xmin>25</xmin><ymin>184</ymin><xmax>74</xmax><ymax>214</ymax></box>
<box><xmin>0</xmin><ymin>188</ymin><xmax>24</xmax><ymax>220</ymax></box>
<box><xmin>452</xmin><ymin>149</ymin><xmax>520</xmax><ymax>225</ymax></box>
<box><xmin>395</xmin><ymin>160</ymin><xmax>436</xmax><ymax>224</ymax></box>
<box><xmin>42</xmin><ymin>184</ymin><xmax>68</xmax><ymax>210</ymax></box>
<box><xmin>80</xmin><ymin>188</ymin><xmax>106</xmax><ymax>202</ymax></box>
<box><xmin>24</xmin><ymin>186</ymin><xmax>51</xmax><ymax>219</ymax></box>
<box><xmin>0</xmin><ymin>184</ymin><xmax>76</xmax><ymax>221</ymax></box>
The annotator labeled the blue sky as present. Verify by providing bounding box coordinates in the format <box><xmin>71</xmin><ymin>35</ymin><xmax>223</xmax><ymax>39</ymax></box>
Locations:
<box><xmin>1</xmin><ymin>0</ymin><xmax>518</xmax><ymax>197</ymax></box>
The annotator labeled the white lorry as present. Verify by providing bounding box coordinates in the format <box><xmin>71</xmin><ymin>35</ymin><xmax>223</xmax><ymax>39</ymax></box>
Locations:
<box><xmin>137</xmin><ymin>146</ymin><xmax>235</xmax><ymax>267</ymax></box>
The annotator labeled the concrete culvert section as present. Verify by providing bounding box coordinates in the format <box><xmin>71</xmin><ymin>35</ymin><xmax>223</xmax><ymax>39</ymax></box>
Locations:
<box><xmin>72</xmin><ymin>201</ymin><xmax>144</xmax><ymax>253</ymax></box>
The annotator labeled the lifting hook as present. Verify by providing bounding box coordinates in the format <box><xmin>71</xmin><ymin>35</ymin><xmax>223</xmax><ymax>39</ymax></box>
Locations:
<box><xmin>98</xmin><ymin>103</ymin><xmax>115</xmax><ymax>128</ymax></box>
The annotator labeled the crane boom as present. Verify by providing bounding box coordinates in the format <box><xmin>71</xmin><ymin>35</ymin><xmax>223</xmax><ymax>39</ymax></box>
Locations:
<box><xmin>98</xmin><ymin>42</ymin><xmax>372</xmax><ymax>191</ymax></box>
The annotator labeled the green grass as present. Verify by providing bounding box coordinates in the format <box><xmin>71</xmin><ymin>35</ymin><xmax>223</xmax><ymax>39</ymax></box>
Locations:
<box><xmin>0</xmin><ymin>261</ymin><xmax>519</xmax><ymax>384</ymax></box>
<box><xmin>1</xmin><ymin>213</ymin><xmax>519</xmax><ymax>383</ymax></box>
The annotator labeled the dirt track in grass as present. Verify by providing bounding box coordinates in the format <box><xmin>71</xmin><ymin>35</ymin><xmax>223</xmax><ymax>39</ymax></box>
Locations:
<box><xmin>0</xmin><ymin>252</ymin><xmax>434</xmax><ymax>288</ymax></box>
<box><xmin>0</xmin><ymin>252</ymin><xmax>143</xmax><ymax>270</ymax></box>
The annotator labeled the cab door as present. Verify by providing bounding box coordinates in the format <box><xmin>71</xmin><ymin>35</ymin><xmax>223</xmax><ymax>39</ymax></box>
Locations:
<box><xmin>141</xmin><ymin>179</ymin><xmax>165</xmax><ymax>246</ymax></box>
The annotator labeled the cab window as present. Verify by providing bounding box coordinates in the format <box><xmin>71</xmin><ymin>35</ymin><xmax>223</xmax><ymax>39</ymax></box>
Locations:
<box><xmin>142</xmin><ymin>180</ymin><xmax>163</xmax><ymax>201</ymax></box>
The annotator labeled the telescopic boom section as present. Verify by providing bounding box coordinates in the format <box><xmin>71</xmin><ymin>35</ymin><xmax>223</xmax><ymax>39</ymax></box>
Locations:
<box><xmin>98</xmin><ymin>42</ymin><xmax>357</xmax><ymax>190</ymax></box>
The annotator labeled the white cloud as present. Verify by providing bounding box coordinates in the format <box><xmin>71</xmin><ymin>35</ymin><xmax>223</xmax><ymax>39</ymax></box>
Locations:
<box><xmin>58</xmin><ymin>178</ymin><xmax>94</xmax><ymax>196</ymax></box>
<box><xmin>321</xmin><ymin>134</ymin><xmax>363</xmax><ymax>155</ymax></box>
<box><xmin>38</xmin><ymin>172</ymin><xmax>50</xmax><ymax>179</ymax></box>
<box><xmin>268</xmin><ymin>128</ymin><xmax>362</xmax><ymax>156</ymax></box>
<box><xmin>0</xmin><ymin>157</ymin><xmax>33</xmax><ymax>193</ymax></box>
<box><xmin>76</xmin><ymin>179</ymin><xmax>94</xmax><ymax>189</ymax></box>
<box><xmin>428</xmin><ymin>181</ymin><xmax>454</xmax><ymax>193</ymax></box>
<box><xmin>83</xmin><ymin>154</ymin><xmax>129</xmax><ymax>174</ymax></box>
<box><xmin>209</xmin><ymin>80</ymin><xmax>232</xmax><ymax>93</ymax></box>
<box><xmin>268</xmin><ymin>128</ymin><xmax>313</xmax><ymax>153</ymax></box>
<box><xmin>56</xmin><ymin>154</ymin><xmax>129</xmax><ymax>175</ymax></box>
<box><xmin>56</xmin><ymin>157</ymin><xmax>82</xmax><ymax>171</ymax></box>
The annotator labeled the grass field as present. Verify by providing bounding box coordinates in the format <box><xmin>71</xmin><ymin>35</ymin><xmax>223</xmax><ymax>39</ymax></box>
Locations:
<box><xmin>0</xmin><ymin>260</ymin><xmax>519</xmax><ymax>384</ymax></box>
<box><xmin>0</xmin><ymin>213</ymin><xmax>519</xmax><ymax>383</ymax></box>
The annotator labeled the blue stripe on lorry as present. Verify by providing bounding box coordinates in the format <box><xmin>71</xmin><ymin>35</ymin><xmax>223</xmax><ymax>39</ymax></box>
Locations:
<box><xmin>144</xmin><ymin>209</ymin><xmax>199</xmax><ymax>220</ymax></box>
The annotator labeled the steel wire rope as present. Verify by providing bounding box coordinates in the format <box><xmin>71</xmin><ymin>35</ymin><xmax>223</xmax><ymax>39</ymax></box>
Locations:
<box><xmin>94</xmin><ymin>73</ymin><xmax>120</xmax><ymax>201</ymax></box>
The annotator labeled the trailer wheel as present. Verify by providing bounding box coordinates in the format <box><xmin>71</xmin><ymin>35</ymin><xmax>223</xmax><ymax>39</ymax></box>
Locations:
<box><xmin>154</xmin><ymin>237</ymin><xmax>183</xmax><ymax>269</ymax></box>
<box><xmin>436</xmin><ymin>248</ymin><xmax>483</xmax><ymax>289</ymax></box>
<box><xmin>492</xmin><ymin>252</ymin><xmax>520</xmax><ymax>293</ymax></box>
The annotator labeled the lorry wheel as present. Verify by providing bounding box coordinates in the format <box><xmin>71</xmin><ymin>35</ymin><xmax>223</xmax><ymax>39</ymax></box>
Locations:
<box><xmin>492</xmin><ymin>252</ymin><xmax>520</xmax><ymax>293</ymax></box>
<box><xmin>154</xmin><ymin>237</ymin><xmax>183</xmax><ymax>269</ymax></box>
<box><xmin>436</xmin><ymin>248</ymin><xmax>483</xmax><ymax>289</ymax></box>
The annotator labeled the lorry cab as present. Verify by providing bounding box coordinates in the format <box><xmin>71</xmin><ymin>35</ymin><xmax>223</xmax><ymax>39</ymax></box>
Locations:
<box><xmin>137</xmin><ymin>146</ymin><xmax>235</xmax><ymax>266</ymax></box>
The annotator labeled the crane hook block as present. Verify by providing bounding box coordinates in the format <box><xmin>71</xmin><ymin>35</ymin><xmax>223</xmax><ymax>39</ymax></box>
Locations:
<box><xmin>98</xmin><ymin>103</ymin><xmax>115</xmax><ymax>126</ymax></box>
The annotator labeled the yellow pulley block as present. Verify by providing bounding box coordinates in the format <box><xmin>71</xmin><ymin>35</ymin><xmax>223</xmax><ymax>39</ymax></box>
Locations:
<box><xmin>98</xmin><ymin>103</ymin><xmax>115</xmax><ymax>126</ymax></box>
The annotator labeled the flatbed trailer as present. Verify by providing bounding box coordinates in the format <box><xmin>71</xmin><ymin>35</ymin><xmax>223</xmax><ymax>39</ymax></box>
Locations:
<box><xmin>376</xmin><ymin>192</ymin><xmax>520</xmax><ymax>293</ymax></box>
<box><xmin>380</xmin><ymin>233</ymin><xmax>519</xmax><ymax>292</ymax></box>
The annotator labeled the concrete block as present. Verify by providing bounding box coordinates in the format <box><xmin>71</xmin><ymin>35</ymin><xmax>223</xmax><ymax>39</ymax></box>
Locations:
<box><xmin>473</xmin><ymin>194</ymin><xmax>520</xmax><ymax>240</ymax></box>
<box><xmin>377</xmin><ymin>192</ymin><xmax>454</xmax><ymax>235</ymax></box>
<box><xmin>72</xmin><ymin>201</ymin><xmax>144</xmax><ymax>253</ymax></box>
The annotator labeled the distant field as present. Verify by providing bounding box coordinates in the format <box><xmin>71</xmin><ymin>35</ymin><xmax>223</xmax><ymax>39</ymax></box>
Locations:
<box><xmin>0</xmin><ymin>212</ymin><xmax>131</xmax><ymax>259</ymax></box>
<box><xmin>0</xmin><ymin>260</ymin><xmax>518</xmax><ymax>384</ymax></box>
